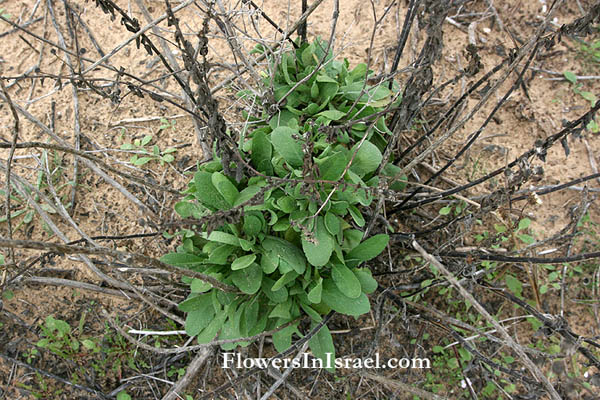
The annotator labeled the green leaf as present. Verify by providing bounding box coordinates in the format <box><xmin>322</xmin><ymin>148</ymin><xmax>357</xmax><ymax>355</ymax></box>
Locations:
<box><xmin>240</xmin><ymin>300</ymin><xmax>259</xmax><ymax>336</ymax></box>
<box><xmin>160</xmin><ymin>253</ymin><xmax>204</xmax><ymax>268</ymax></box>
<box><xmin>272</xmin><ymin>271</ymin><xmax>299</xmax><ymax>291</ymax></box>
<box><xmin>231</xmin><ymin>263</ymin><xmax>262</xmax><ymax>294</ymax></box>
<box><xmin>281</xmin><ymin>53</ymin><xmax>294</xmax><ymax>85</ymax></box>
<box><xmin>208</xmin><ymin>244</ymin><xmax>235</xmax><ymax>265</ymax></box>
<box><xmin>251</xmin><ymin>130</ymin><xmax>273</xmax><ymax>174</ymax></box>
<box><xmin>271</xmin><ymin>127</ymin><xmax>304</xmax><ymax>168</ymax></box>
<box><xmin>316</xmin><ymin>109</ymin><xmax>346</xmax><ymax>121</ymax></box>
<box><xmin>231</xmin><ymin>254</ymin><xmax>257</xmax><ymax>270</ymax></box>
<box><xmin>205</xmin><ymin>231</ymin><xmax>242</xmax><ymax>247</ymax></box>
<box><xmin>174</xmin><ymin>201</ymin><xmax>200</xmax><ymax>218</ymax></box>
<box><xmin>261</xmin><ymin>251</ymin><xmax>279</xmax><ymax>274</ymax></box>
<box><xmin>161</xmin><ymin>154</ymin><xmax>175</xmax><ymax>163</ymax></box>
<box><xmin>439</xmin><ymin>206</ymin><xmax>451</xmax><ymax>215</ymax></box>
<box><xmin>321</xmin><ymin>279</ymin><xmax>370</xmax><ymax>317</ymax></box>
<box><xmin>581</xmin><ymin>91</ymin><xmax>597</xmax><ymax>106</ymax></box>
<box><xmin>141</xmin><ymin>134</ymin><xmax>152</xmax><ymax>146</ymax></box>
<box><xmin>82</xmin><ymin>339</ymin><xmax>96</xmax><ymax>350</ymax></box>
<box><xmin>269</xmin><ymin>300</ymin><xmax>291</xmax><ymax>319</ymax></box>
<box><xmin>346</xmin><ymin>234</ymin><xmax>389</xmax><ymax>262</ymax></box>
<box><xmin>311</xmin><ymin>81</ymin><xmax>319</xmax><ymax>98</ymax></box>
<box><xmin>518</xmin><ymin>234</ymin><xmax>535</xmax><ymax>244</ymax></box>
<box><xmin>349</xmin><ymin>63</ymin><xmax>367</xmax><ymax>80</ymax></box>
<box><xmin>307</xmin><ymin>278</ymin><xmax>323</xmax><ymax>303</ymax></box>
<box><xmin>185</xmin><ymin>299</ymin><xmax>215</xmax><ymax>336</ymax></box>
<box><xmin>318</xmin><ymin>82</ymin><xmax>339</xmax><ymax>101</ymax></box>
<box><xmin>269</xmin><ymin>110</ymin><xmax>299</xmax><ymax>130</ymax></box>
<box><xmin>517</xmin><ymin>218</ymin><xmax>531</xmax><ymax>231</ymax></box>
<box><xmin>211</xmin><ymin>172</ymin><xmax>239</xmax><ymax>207</ymax></box>
<box><xmin>316</xmin><ymin>73</ymin><xmax>338</xmax><ymax>83</ymax></box>
<box><xmin>299</xmin><ymin>301</ymin><xmax>322</xmax><ymax>322</ymax></box>
<box><xmin>340</xmin><ymin>82</ymin><xmax>391</xmax><ymax>104</ymax></box>
<box><xmin>132</xmin><ymin>156</ymin><xmax>151</xmax><ymax>166</ymax></box>
<box><xmin>272</xmin><ymin>323</ymin><xmax>298</xmax><ymax>353</ymax></box>
<box><xmin>234</xmin><ymin>185</ymin><xmax>263</xmax><ymax>207</ymax></box>
<box><xmin>194</xmin><ymin>171</ymin><xmax>230</xmax><ymax>210</ymax></box>
<box><xmin>494</xmin><ymin>223</ymin><xmax>507</xmax><ymax>233</ymax></box>
<box><xmin>332</xmin><ymin>264</ymin><xmax>362</xmax><ymax>298</ymax></box>
<box><xmin>324</xmin><ymin>211</ymin><xmax>340</xmax><ymax>235</ymax></box>
<box><xmin>2</xmin><ymin>290</ymin><xmax>14</xmax><ymax>300</ymax></box>
<box><xmin>196</xmin><ymin>311</ymin><xmax>227</xmax><ymax>344</ymax></box>
<box><xmin>308</xmin><ymin>322</ymin><xmax>335</xmax><ymax>372</ymax></box>
<box><xmin>178</xmin><ymin>293</ymin><xmax>212</xmax><ymax>312</ymax></box>
<box><xmin>316</xmin><ymin>151</ymin><xmax>348</xmax><ymax>181</ymax></box>
<box><xmin>302</xmin><ymin>216</ymin><xmax>334</xmax><ymax>267</ymax></box>
<box><xmin>191</xmin><ymin>278</ymin><xmax>212</xmax><ymax>293</ymax></box>
<box><xmin>262</xmin><ymin>236</ymin><xmax>306</xmax><ymax>274</ymax></box>
<box><xmin>353</xmin><ymin>268</ymin><xmax>378</xmax><ymax>294</ymax></box>
<box><xmin>243</xmin><ymin>215</ymin><xmax>263</xmax><ymax>236</ymax></box>
<box><xmin>276</xmin><ymin>196</ymin><xmax>296</xmax><ymax>213</ymax></box>
<box><xmin>505</xmin><ymin>275</ymin><xmax>522</xmax><ymax>297</ymax></box>
<box><xmin>349</xmin><ymin>141</ymin><xmax>382</xmax><ymax>177</ymax></box>
<box><xmin>0</xmin><ymin>209</ymin><xmax>25</xmax><ymax>223</ymax></box>
<box><xmin>302</xmin><ymin>43</ymin><xmax>316</xmax><ymax>65</ymax></box>
<box><xmin>23</xmin><ymin>211</ymin><xmax>34</xmax><ymax>224</ymax></box>
<box><xmin>564</xmin><ymin>71</ymin><xmax>577</xmax><ymax>84</ymax></box>
<box><xmin>116</xmin><ymin>392</ymin><xmax>132</xmax><ymax>400</ymax></box>
<box><xmin>348</xmin><ymin>205</ymin><xmax>365</xmax><ymax>227</ymax></box>
<box><xmin>262</xmin><ymin>277</ymin><xmax>288</xmax><ymax>303</ymax></box>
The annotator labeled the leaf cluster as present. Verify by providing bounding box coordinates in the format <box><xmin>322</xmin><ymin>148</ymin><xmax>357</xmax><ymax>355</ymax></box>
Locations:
<box><xmin>161</xmin><ymin>39</ymin><xmax>403</xmax><ymax>368</ymax></box>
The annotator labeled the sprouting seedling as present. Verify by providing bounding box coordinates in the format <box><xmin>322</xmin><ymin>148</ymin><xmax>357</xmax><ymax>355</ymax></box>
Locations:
<box><xmin>159</xmin><ymin>117</ymin><xmax>176</xmax><ymax>131</ymax></box>
<box><xmin>564</xmin><ymin>71</ymin><xmax>599</xmax><ymax>132</ymax></box>
<box><xmin>120</xmin><ymin>134</ymin><xmax>177</xmax><ymax>166</ymax></box>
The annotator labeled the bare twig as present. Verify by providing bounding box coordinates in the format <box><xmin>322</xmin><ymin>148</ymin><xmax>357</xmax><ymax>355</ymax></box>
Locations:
<box><xmin>362</xmin><ymin>372</ymin><xmax>446</xmax><ymax>400</ymax></box>
<box><xmin>412</xmin><ymin>240</ymin><xmax>562</xmax><ymax>400</ymax></box>
<box><xmin>161</xmin><ymin>346</ymin><xmax>214</xmax><ymax>400</ymax></box>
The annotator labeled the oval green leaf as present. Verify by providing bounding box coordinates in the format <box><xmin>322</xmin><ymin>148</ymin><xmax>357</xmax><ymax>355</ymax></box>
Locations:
<box><xmin>271</xmin><ymin>126</ymin><xmax>304</xmax><ymax>168</ymax></box>
<box><xmin>346</xmin><ymin>234</ymin><xmax>389</xmax><ymax>262</ymax></box>
<box><xmin>231</xmin><ymin>254</ymin><xmax>257</xmax><ymax>270</ymax></box>
<box><xmin>301</xmin><ymin>216</ymin><xmax>334</xmax><ymax>267</ymax></box>
<box><xmin>321</xmin><ymin>279</ymin><xmax>370</xmax><ymax>317</ymax></box>
<box><xmin>231</xmin><ymin>263</ymin><xmax>262</xmax><ymax>294</ymax></box>
<box><xmin>332</xmin><ymin>264</ymin><xmax>361</xmax><ymax>299</ymax></box>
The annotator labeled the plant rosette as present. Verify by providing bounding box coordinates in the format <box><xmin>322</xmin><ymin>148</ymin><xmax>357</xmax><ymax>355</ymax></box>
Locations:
<box><xmin>161</xmin><ymin>38</ymin><xmax>405</xmax><ymax>369</ymax></box>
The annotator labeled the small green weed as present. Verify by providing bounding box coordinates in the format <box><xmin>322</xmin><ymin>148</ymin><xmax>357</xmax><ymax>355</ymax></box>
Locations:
<box><xmin>563</xmin><ymin>71</ymin><xmax>599</xmax><ymax>132</ymax></box>
<box><xmin>0</xmin><ymin>149</ymin><xmax>69</xmax><ymax>234</ymax></box>
<box><xmin>120</xmin><ymin>132</ymin><xmax>177</xmax><ymax>166</ymax></box>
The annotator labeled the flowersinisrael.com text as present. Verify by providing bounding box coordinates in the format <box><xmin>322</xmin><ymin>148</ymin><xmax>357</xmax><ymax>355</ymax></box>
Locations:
<box><xmin>222</xmin><ymin>352</ymin><xmax>431</xmax><ymax>370</ymax></box>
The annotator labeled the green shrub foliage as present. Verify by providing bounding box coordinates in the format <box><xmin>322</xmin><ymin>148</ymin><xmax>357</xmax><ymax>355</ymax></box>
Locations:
<box><xmin>161</xmin><ymin>38</ymin><xmax>404</xmax><ymax>367</ymax></box>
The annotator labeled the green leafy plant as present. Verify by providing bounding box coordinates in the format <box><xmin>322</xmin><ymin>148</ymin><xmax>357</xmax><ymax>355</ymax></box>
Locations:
<box><xmin>162</xmin><ymin>38</ymin><xmax>404</xmax><ymax>368</ymax></box>
<box><xmin>577</xmin><ymin>37</ymin><xmax>600</xmax><ymax>66</ymax></box>
<box><xmin>0</xmin><ymin>149</ymin><xmax>68</xmax><ymax>233</ymax></box>
<box><xmin>120</xmin><ymin>133</ymin><xmax>177</xmax><ymax>166</ymax></box>
<box><xmin>36</xmin><ymin>315</ymin><xmax>82</xmax><ymax>360</ymax></box>
<box><xmin>563</xmin><ymin>71</ymin><xmax>599</xmax><ymax>132</ymax></box>
<box><xmin>116</xmin><ymin>392</ymin><xmax>132</xmax><ymax>400</ymax></box>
